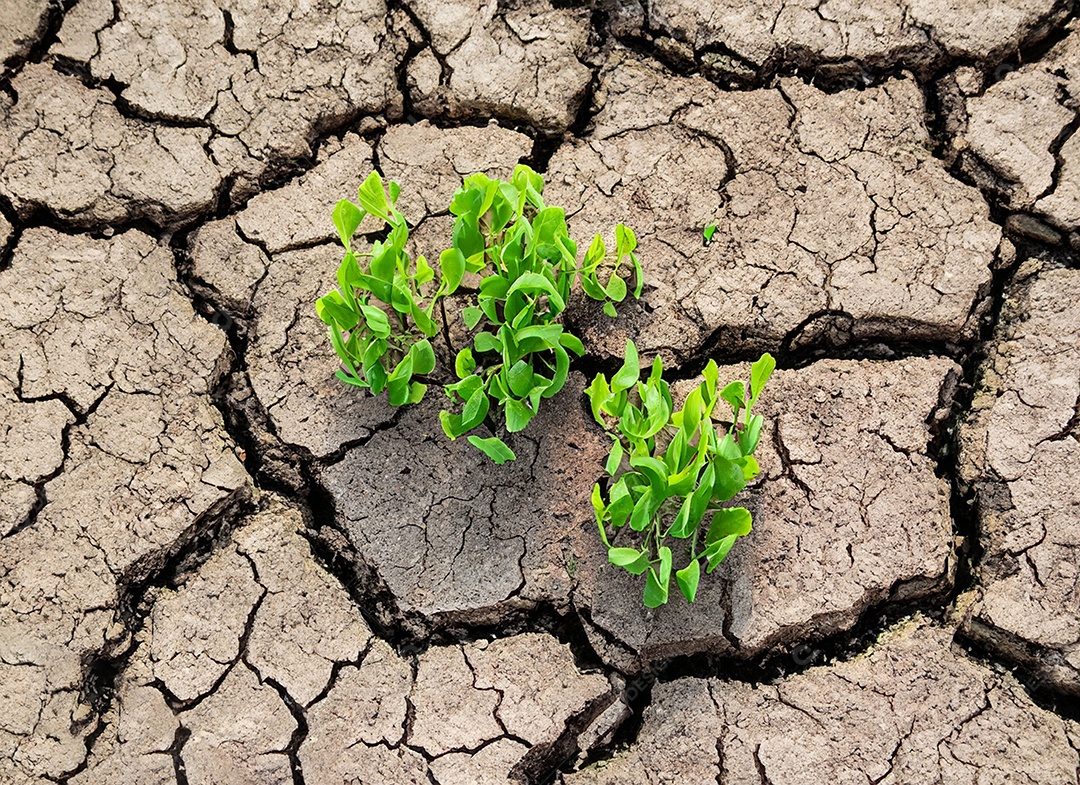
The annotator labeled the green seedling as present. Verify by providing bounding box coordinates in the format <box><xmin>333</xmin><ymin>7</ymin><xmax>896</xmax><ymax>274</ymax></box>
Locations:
<box><xmin>314</xmin><ymin>171</ymin><xmax>446</xmax><ymax>406</ymax></box>
<box><xmin>317</xmin><ymin>164</ymin><xmax>645</xmax><ymax>462</ymax></box>
<box><xmin>586</xmin><ymin>343</ymin><xmax>775</xmax><ymax>607</ymax></box>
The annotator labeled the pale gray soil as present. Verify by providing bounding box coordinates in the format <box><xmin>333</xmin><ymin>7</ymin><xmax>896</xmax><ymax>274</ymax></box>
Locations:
<box><xmin>2</xmin><ymin>1</ymin><xmax>1080</xmax><ymax>783</ymax></box>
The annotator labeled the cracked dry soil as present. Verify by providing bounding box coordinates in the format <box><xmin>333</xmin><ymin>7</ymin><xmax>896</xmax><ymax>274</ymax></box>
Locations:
<box><xmin>2</xmin><ymin>0</ymin><xmax>1080</xmax><ymax>783</ymax></box>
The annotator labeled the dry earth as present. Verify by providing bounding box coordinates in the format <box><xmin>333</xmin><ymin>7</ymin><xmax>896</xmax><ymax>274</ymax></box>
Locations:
<box><xmin>1</xmin><ymin>0</ymin><xmax>1079</xmax><ymax>783</ymax></box>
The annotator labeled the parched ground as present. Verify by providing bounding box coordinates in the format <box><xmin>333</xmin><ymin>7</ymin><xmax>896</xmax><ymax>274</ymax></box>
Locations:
<box><xmin>2</xmin><ymin>0</ymin><xmax>1080</xmax><ymax>783</ymax></box>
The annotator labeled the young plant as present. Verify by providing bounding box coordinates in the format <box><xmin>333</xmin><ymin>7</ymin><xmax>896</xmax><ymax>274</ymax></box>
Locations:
<box><xmin>586</xmin><ymin>342</ymin><xmax>775</xmax><ymax>607</ymax></box>
<box><xmin>439</xmin><ymin>165</ymin><xmax>643</xmax><ymax>463</ymax></box>
<box><xmin>315</xmin><ymin>171</ymin><xmax>462</xmax><ymax>406</ymax></box>
<box><xmin>316</xmin><ymin>164</ymin><xmax>645</xmax><ymax>464</ymax></box>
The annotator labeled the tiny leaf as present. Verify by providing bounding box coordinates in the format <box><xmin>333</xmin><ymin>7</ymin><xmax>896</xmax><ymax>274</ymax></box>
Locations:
<box><xmin>610</xmin><ymin>340</ymin><xmax>640</xmax><ymax>393</ymax></box>
<box><xmin>467</xmin><ymin>435</ymin><xmax>516</xmax><ymax>464</ymax></box>
<box><xmin>675</xmin><ymin>559</ymin><xmax>701</xmax><ymax>603</ymax></box>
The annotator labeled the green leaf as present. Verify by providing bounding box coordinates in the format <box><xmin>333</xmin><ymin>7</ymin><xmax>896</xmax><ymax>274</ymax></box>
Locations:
<box><xmin>741</xmin><ymin>415</ymin><xmax>764</xmax><ymax>455</ymax></box>
<box><xmin>467</xmin><ymin>435</ymin><xmax>516</xmax><ymax>464</ymax></box>
<box><xmin>359</xmin><ymin>304</ymin><xmax>391</xmax><ymax>338</ymax></box>
<box><xmin>664</xmin><ymin>427</ymin><xmax>688</xmax><ymax>473</ymax></box>
<box><xmin>461</xmin><ymin>387</ymin><xmax>490</xmax><ymax>431</ymax></box>
<box><xmin>366</xmin><ymin>358</ymin><xmax>387</xmax><ymax>395</ymax></box>
<box><xmin>388</xmin><ymin>180</ymin><xmax>401</xmax><ymax>203</ymax></box>
<box><xmin>610</xmin><ymin>339</ymin><xmax>640</xmax><ymax>393</ymax></box>
<box><xmin>705</xmin><ymin>535</ymin><xmax>738</xmax><ymax>573</ymax></box>
<box><xmin>706</xmin><ymin>507</ymin><xmax>753</xmax><ymax>545</ymax></box>
<box><xmin>506</xmin><ymin>360</ymin><xmax>534</xmax><ymax>398</ymax></box>
<box><xmin>615</xmin><ymin>223</ymin><xmax>637</xmax><ymax>257</ymax></box>
<box><xmin>629</xmin><ymin>487</ymin><xmax>654</xmax><ymax>532</ymax></box>
<box><xmin>703</xmin><ymin>224</ymin><xmax>717</xmax><ymax>244</ymax></box>
<box><xmin>504</xmin><ymin>398</ymin><xmax>535</xmax><ymax>432</ymax></box>
<box><xmin>702</xmin><ymin>360</ymin><xmax>719</xmax><ymax>400</ymax></box>
<box><xmin>584</xmin><ymin>234</ymin><xmax>606</xmax><ymax>271</ymax></box>
<box><xmin>720</xmin><ymin>381</ymin><xmax>746</xmax><ymax>413</ymax></box>
<box><xmin>585</xmin><ymin>374</ymin><xmax>611</xmax><ymax>426</ymax></box>
<box><xmin>387</xmin><ymin>375</ymin><xmax>411</xmax><ymax>406</ymax></box>
<box><xmin>463</xmin><ymin>306</ymin><xmax>484</xmax><ymax>330</ymax></box>
<box><xmin>453</xmin><ymin>214</ymin><xmax>485</xmax><ymax>260</ymax></box>
<box><xmin>689</xmin><ymin>463</ymin><xmax>716</xmax><ymax>529</ymax></box>
<box><xmin>607</xmin><ymin>479</ymin><xmax>635</xmax><ymax>529</ymax></box>
<box><xmin>581</xmin><ymin>272</ymin><xmax>608</xmax><ymax>302</ymax></box>
<box><xmin>455</xmin><ymin>348</ymin><xmax>476</xmax><ymax>379</ymax></box>
<box><xmin>676</xmin><ymin>559</ymin><xmax>701</xmax><ymax>603</ymax></box>
<box><xmin>370</xmin><ymin>245</ymin><xmax>396</xmax><ymax>283</ymax></box>
<box><xmin>644</xmin><ymin>547</ymin><xmax>672</xmax><ymax>608</ymax></box>
<box><xmin>630</xmin><ymin>455</ymin><xmax>669</xmax><ymax>498</ymax></box>
<box><xmin>605</xmin><ymin>439</ymin><xmax>624</xmax><ymax>476</ymax></box>
<box><xmin>750</xmin><ymin>353</ymin><xmax>776</xmax><ymax>406</ymax></box>
<box><xmin>515</xmin><ymin>324</ymin><xmax>563</xmax><ymax>351</ymax></box>
<box><xmin>711</xmin><ymin>457</ymin><xmax>747</xmax><ymax>501</ymax></box>
<box><xmin>439</xmin><ymin>410</ymin><xmax>464</xmax><ymax>439</ymax></box>
<box><xmin>669</xmin><ymin>494</ymin><xmax>695</xmax><ymax>538</ymax></box>
<box><xmin>608</xmin><ymin>547</ymin><xmax>644</xmax><ymax>567</ymax></box>
<box><xmin>739</xmin><ymin>455</ymin><xmax>760</xmax><ymax>481</ymax></box>
<box><xmin>603</xmin><ymin>301</ymin><xmax>618</xmax><ymax>319</ymax></box>
<box><xmin>317</xmin><ymin>292</ymin><xmax>359</xmax><ymax>331</ymax></box>
<box><xmin>414</xmin><ymin>254</ymin><xmax>434</xmax><ymax>286</ymax></box>
<box><xmin>623</xmin><ymin>553</ymin><xmax>651</xmax><ymax>575</ymax></box>
<box><xmin>410</xmin><ymin>299</ymin><xmax>438</xmax><ymax>337</ymax></box>
<box><xmin>630</xmin><ymin>252</ymin><xmax>644</xmax><ymax>298</ymax></box>
<box><xmin>332</xmin><ymin>199</ymin><xmax>363</xmax><ymax>249</ymax></box>
<box><xmin>479</xmin><ymin>274</ymin><xmax>510</xmax><ymax>299</ymax></box>
<box><xmin>440</xmin><ymin>247</ymin><xmax>466</xmax><ymax>295</ymax></box>
<box><xmin>592</xmin><ymin>484</ymin><xmax>610</xmax><ymax>547</ymax></box>
<box><xmin>357</xmin><ymin>171</ymin><xmax>389</xmax><ymax>218</ymax></box>
<box><xmin>410</xmin><ymin>339</ymin><xmax>436</xmax><ymax>375</ymax></box>
<box><xmin>559</xmin><ymin>333</ymin><xmax>585</xmax><ymax>356</ymax></box>
<box><xmin>505</xmin><ymin>272</ymin><xmax>566</xmax><ymax>313</ymax></box>
<box><xmin>542</xmin><ymin>343</ymin><xmax>570</xmax><ymax>400</ymax></box>
<box><xmin>407</xmin><ymin>382</ymin><xmax>427</xmax><ymax>404</ymax></box>
<box><xmin>606</xmin><ymin>273</ymin><xmax>627</xmax><ymax>302</ymax></box>
<box><xmin>474</xmin><ymin>332</ymin><xmax>502</xmax><ymax>353</ymax></box>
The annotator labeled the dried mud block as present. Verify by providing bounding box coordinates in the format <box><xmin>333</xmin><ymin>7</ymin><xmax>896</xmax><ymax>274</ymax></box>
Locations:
<box><xmin>645</xmin><ymin>0</ymin><xmax>1065</xmax><ymax>82</ymax></box>
<box><xmin>190</xmin><ymin>124</ymin><xmax>531</xmax><ymax>459</ymax></box>
<box><xmin>545</xmin><ymin>53</ymin><xmax>999</xmax><ymax>365</ymax></box>
<box><xmin>0</xmin><ymin>227</ymin><xmax>249</xmax><ymax>783</ymax></box>
<box><xmin>960</xmin><ymin>23</ymin><xmax>1080</xmax><ymax>231</ymax></box>
<box><xmin>67</xmin><ymin>655</ymin><xmax>179</xmax><ymax>785</ymax></box>
<box><xmin>0</xmin><ymin>212</ymin><xmax>12</xmax><ymax>249</ymax></box>
<box><xmin>319</xmin><ymin>373</ymin><xmax>610</xmax><ymax>624</ymax></box>
<box><xmin>959</xmin><ymin>266</ymin><xmax>1080</xmax><ymax>696</ymax></box>
<box><xmin>0</xmin><ymin>64</ymin><xmax>223</xmax><ymax>227</ymax></box>
<box><xmin>0</xmin><ymin>387</ymin><xmax>73</xmax><ymax>535</ymax></box>
<box><xmin>405</xmin><ymin>0</ymin><xmax>593</xmax><ymax>133</ymax></box>
<box><xmin>73</xmin><ymin>497</ymin><xmax>375</xmax><ymax>784</ymax></box>
<box><xmin>566</xmin><ymin>620</ymin><xmax>1080</xmax><ymax>784</ymax></box>
<box><xmin>0</xmin><ymin>0</ymin><xmax>50</xmax><ymax>75</ymax></box>
<box><xmin>52</xmin><ymin>0</ymin><xmax>404</xmax><ymax>201</ymax></box>
<box><xmin>575</xmin><ymin>357</ymin><xmax>956</xmax><ymax>671</ymax></box>
<box><xmin>146</xmin><ymin>497</ymin><xmax>371</xmax><ymax>705</ymax></box>
<box><xmin>181</xmin><ymin>665</ymin><xmax>297</xmax><ymax>785</ymax></box>
<box><xmin>303</xmin><ymin>631</ymin><xmax>612</xmax><ymax>783</ymax></box>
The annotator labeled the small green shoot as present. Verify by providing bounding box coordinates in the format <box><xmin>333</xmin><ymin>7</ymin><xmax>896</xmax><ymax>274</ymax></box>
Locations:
<box><xmin>586</xmin><ymin>343</ymin><xmax>775</xmax><ymax>607</ymax></box>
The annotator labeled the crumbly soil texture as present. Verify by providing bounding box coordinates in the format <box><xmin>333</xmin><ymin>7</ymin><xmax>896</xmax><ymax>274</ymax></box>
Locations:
<box><xmin>2</xmin><ymin>1</ymin><xmax>1080</xmax><ymax>783</ymax></box>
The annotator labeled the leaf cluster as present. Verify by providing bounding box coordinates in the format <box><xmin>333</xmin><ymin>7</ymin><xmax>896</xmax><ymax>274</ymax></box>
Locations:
<box><xmin>316</xmin><ymin>171</ymin><xmax>454</xmax><ymax>406</ymax></box>
<box><xmin>316</xmin><ymin>165</ymin><xmax>644</xmax><ymax>464</ymax></box>
<box><xmin>586</xmin><ymin>343</ymin><xmax>775</xmax><ymax>607</ymax></box>
<box><xmin>440</xmin><ymin>166</ymin><xmax>642</xmax><ymax>462</ymax></box>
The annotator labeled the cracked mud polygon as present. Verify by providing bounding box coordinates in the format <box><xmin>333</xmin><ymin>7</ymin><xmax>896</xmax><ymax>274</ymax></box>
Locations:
<box><xmin>2</xmin><ymin>0</ymin><xmax>1080</xmax><ymax>783</ymax></box>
